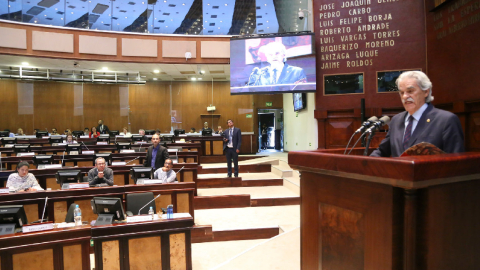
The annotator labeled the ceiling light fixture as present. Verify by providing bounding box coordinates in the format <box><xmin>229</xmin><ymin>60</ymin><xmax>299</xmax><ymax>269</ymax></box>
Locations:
<box><xmin>153</xmin><ymin>70</ymin><xmax>160</xmax><ymax>73</ymax></box>
<box><xmin>153</xmin><ymin>78</ymin><xmax>158</xmax><ymax>80</ymax></box>
<box><xmin>102</xmin><ymin>67</ymin><xmax>108</xmax><ymax>70</ymax></box>
<box><xmin>191</xmin><ymin>78</ymin><xmax>197</xmax><ymax>81</ymax></box>
<box><xmin>21</xmin><ymin>62</ymin><xmax>29</xmax><ymax>66</ymax></box>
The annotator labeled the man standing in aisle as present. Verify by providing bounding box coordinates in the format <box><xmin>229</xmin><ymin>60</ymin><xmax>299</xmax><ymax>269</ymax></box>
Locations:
<box><xmin>223</xmin><ymin>119</ymin><xmax>242</xmax><ymax>177</ymax></box>
<box><xmin>97</xmin><ymin>120</ymin><xmax>109</xmax><ymax>134</ymax></box>
<box><xmin>144</xmin><ymin>134</ymin><xmax>169</xmax><ymax>171</ymax></box>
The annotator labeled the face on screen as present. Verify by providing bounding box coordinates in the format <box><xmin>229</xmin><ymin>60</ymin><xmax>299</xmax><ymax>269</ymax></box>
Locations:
<box><xmin>265</xmin><ymin>43</ymin><xmax>286</xmax><ymax>68</ymax></box>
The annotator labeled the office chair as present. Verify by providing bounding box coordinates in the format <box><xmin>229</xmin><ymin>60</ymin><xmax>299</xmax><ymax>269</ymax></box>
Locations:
<box><xmin>125</xmin><ymin>192</ymin><xmax>156</xmax><ymax>216</ymax></box>
<box><xmin>65</xmin><ymin>203</ymin><xmax>77</xmax><ymax>223</ymax></box>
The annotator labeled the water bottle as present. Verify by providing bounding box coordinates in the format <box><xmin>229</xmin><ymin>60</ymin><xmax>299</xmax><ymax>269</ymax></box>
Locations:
<box><xmin>148</xmin><ymin>206</ymin><xmax>154</xmax><ymax>220</ymax></box>
<box><xmin>74</xmin><ymin>204</ymin><xmax>82</xmax><ymax>226</ymax></box>
<box><xmin>167</xmin><ymin>205</ymin><xmax>173</xmax><ymax>219</ymax></box>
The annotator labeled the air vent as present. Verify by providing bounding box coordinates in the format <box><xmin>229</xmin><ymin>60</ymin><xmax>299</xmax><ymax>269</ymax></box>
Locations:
<box><xmin>37</xmin><ymin>0</ymin><xmax>60</xmax><ymax>8</ymax></box>
<box><xmin>128</xmin><ymin>1</ymin><xmax>135</xmax><ymax>5</ymax></box>
<box><xmin>158</xmin><ymin>20</ymin><xmax>165</xmax><ymax>23</ymax></box>
<box><xmin>154</xmin><ymin>27</ymin><xmax>160</xmax><ymax>29</ymax></box>
<box><xmin>104</xmin><ymin>24</ymin><xmax>110</xmax><ymax>26</ymax></box>
<box><xmin>211</xmin><ymin>15</ymin><xmax>217</xmax><ymax>18</ymax></box>
<box><xmin>180</xmin><ymin>71</ymin><xmax>196</xmax><ymax>75</ymax></box>
<box><xmin>256</xmin><ymin>6</ymin><xmax>261</xmax><ymax>9</ymax></box>
<box><xmin>212</xmin><ymin>6</ymin><xmax>219</xmax><ymax>9</ymax></box>
<box><xmin>256</xmin><ymin>15</ymin><xmax>262</xmax><ymax>18</ymax></box>
<box><xmin>209</xmin><ymin>70</ymin><xmax>224</xmax><ymax>74</ymax></box>
<box><xmin>67</xmin><ymin>5</ymin><xmax>75</xmax><ymax>9</ymax></box>
<box><xmin>173</xmin><ymin>77</ymin><xmax>185</xmax><ymax>81</ymax></box>
<box><xmin>56</xmin><ymin>11</ymin><xmax>64</xmax><ymax>14</ymax></box>
<box><xmin>208</xmin><ymin>30</ymin><xmax>213</xmax><ymax>33</ymax></box>
<box><xmin>209</xmin><ymin>23</ymin><xmax>215</xmax><ymax>26</ymax></box>
<box><xmin>258</xmin><ymin>30</ymin><xmax>264</xmax><ymax>32</ymax></box>
<box><xmin>26</xmin><ymin>6</ymin><xmax>45</xmax><ymax>15</ymax></box>
<box><xmin>162</xmin><ymin>13</ymin><xmax>170</xmax><ymax>15</ymax></box>
<box><xmin>92</xmin><ymin>3</ymin><xmax>109</xmax><ymax>14</ymax></box>
<box><xmin>112</xmin><ymin>17</ymin><xmax>118</xmax><ymax>20</ymax></box>
<box><xmin>258</xmin><ymin>23</ymin><xmax>263</xmax><ymax>26</ymax></box>
<box><xmin>168</xmin><ymin>4</ymin><xmax>176</xmax><ymax>7</ymax></box>
<box><xmin>46</xmin><ymin>17</ymin><xmax>53</xmax><ymax>20</ymax></box>
<box><xmin>119</xmin><ymin>10</ymin><xmax>127</xmax><ymax>13</ymax></box>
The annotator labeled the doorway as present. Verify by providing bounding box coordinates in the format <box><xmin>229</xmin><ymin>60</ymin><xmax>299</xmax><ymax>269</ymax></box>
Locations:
<box><xmin>258</xmin><ymin>109</ymin><xmax>283</xmax><ymax>153</ymax></box>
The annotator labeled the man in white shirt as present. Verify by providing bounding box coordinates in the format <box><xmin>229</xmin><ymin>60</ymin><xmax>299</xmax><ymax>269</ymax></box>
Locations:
<box><xmin>153</xmin><ymin>159</ymin><xmax>177</xmax><ymax>183</ymax></box>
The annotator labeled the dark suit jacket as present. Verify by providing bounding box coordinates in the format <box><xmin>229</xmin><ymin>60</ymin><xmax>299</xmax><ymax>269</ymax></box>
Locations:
<box><xmin>88</xmin><ymin>167</ymin><xmax>114</xmax><ymax>186</ymax></box>
<box><xmin>143</xmin><ymin>145</ymin><xmax>169</xmax><ymax>170</ymax></box>
<box><xmin>248</xmin><ymin>64</ymin><xmax>307</xmax><ymax>86</ymax></box>
<box><xmin>97</xmin><ymin>124</ymin><xmax>110</xmax><ymax>134</ymax></box>
<box><xmin>370</xmin><ymin>104</ymin><xmax>465</xmax><ymax>157</ymax></box>
<box><xmin>223</xmin><ymin>127</ymin><xmax>242</xmax><ymax>151</ymax></box>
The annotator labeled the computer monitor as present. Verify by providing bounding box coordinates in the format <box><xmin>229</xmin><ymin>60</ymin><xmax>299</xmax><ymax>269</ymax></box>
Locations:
<box><xmin>131</xmin><ymin>135</ymin><xmax>144</xmax><ymax>143</ymax></box>
<box><xmin>49</xmin><ymin>136</ymin><xmax>63</xmax><ymax>144</ymax></box>
<box><xmin>174</xmin><ymin>129</ymin><xmax>185</xmax><ymax>137</ymax></box>
<box><xmin>90</xmin><ymin>197</ymin><xmax>126</xmax><ymax>226</ymax></box>
<box><xmin>66</xmin><ymin>144</ymin><xmax>82</xmax><ymax>154</ymax></box>
<box><xmin>116</xmin><ymin>142</ymin><xmax>131</xmax><ymax>151</ymax></box>
<box><xmin>97</xmin><ymin>134</ymin><xmax>110</xmax><ymax>143</ymax></box>
<box><xmin>33</xmin><ymin>155</ymin><xmax>54</xmax><ymax>166</ymax></box>
<box><xmin>202</xmin><ymin>129</ymin><xmax>213</xmax><ymax>136</ymax></box>
<box><xmin>13</xmin><ymin>144</ymin><xmax>30</xmax><ymax>153</ymax></box>
<box><xmin>72</xmin><ymin>130</ymin><xmax>84</xmax><ymax>138</ymax></box>
<box><xmin>108</xmin><ymin>130</ymin><xmax>120</xmax><ymax>137</ymax></box>
<box><xmin>0</xmin><ymin>131</ymin><xmax>9</xmax><ymax>137</ymax></box>
<box><xmin>162</xmin><ymin>135</ymin><xmax>175</xmax><ymax>143</ymax></box>
<box><xmin>130</xmin><ymin>167</ymin><xmax>153</xmax><ymax>184</ymax></box>
<box><xmin>95</xmin><ymin>153</ymin><xmax>112</xmax><ymax>166</ymax></box>
<box><xmin>144</xmin><ymin>130</ymin><xmax>155</xmax><ymax>135</ymax></box>
<box><xmin>55</xmin><ymin>170</ymin><xmax>83</xmax><ymax>189</ymax></box>
<box><xmin>1</xmin><ymin>137</ymin><xmax>16</xmax><ymax>145</ymax></box>
<box><xmin>0</xmin><ymin>205</ymin><xmax>28</xmax><ymax>235</ymax></box>
<box><xmin>35</xmin><ymin>131</ymin><xmax>48</xmax><ymax>138</ymax></box>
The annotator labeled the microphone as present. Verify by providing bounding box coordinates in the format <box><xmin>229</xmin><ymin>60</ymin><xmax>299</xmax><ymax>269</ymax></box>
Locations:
<box><xmin>61</xmin><ymin>150</ymin><xmax>65</xmax><ymax>166</ymax></box>
<box><xmin>138</xmin><ymin>141</ymin><xmax>144</xmax><ymax>151</ymax></box>
<box><xmin>126</xmin><ymin>156</ymin><xmax>140</xmax><ymax>165</ymax></box>
<box><xmin>365</xmin><ymin>116</ymin><xmax>391</xmax><ymax>133</ymax></box>
<box><xmin>138</xmin><ymin>194</ymin><xmax>161</xmax><ymax>215</ymax></box>
<box><xmin>41</xmin><ymin>197</ymin><xmax>48</xmax><ymax>222</ymax></box>
<box><xmin>354</xmin><ymin>116</ymin><xmax>379</xmax><ymax>134</ymax></box>
<box><xmin>175</xmin><ymin>166</ymin><xmax>185</xmax><ymax>174</ymax></box>
<box><xmin>247</xmin><ymin>67</ymin><xmax>261</xmax><ymax>86</ymax></box>
<box><xmin>81</xmin><ymin>141</ymin><xmax>90</xmax><ymax>151</ymax></box>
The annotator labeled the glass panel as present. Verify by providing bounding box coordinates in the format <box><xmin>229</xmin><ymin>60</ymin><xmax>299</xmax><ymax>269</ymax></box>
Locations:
<box><xmin>89</xmin><ymin>0</ymin><xmax>112</xmax><ymax>31</ymax></box>
<box><xmin>255</xmin><ymin>0</ymin><xmax>279</xmax><ymax>34</ymax></box>
<box><xmin>152</xmin><ymin>0</ymin><xmax>201</xmax><ymax>34</ymax></box>
<box><xmin>65</xmin><ymin>0</ymin><xmax>89</xmax><ymax>29</ymax></box>
<box><xmin>0</xmin><ymin>0</ymin><xmax>23</xmax><ymax>22</ymax></box>
<box><xmin>324</xmin><ymin>73</ymin><xmax>364</xmax><ymax>95</ymax></box>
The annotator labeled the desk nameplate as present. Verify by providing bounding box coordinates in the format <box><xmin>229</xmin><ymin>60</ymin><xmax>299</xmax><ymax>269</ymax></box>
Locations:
<box><xmin>23</xmin><ymin>222</ymin><xmax>54</xmax><ymax>233</ymax></box>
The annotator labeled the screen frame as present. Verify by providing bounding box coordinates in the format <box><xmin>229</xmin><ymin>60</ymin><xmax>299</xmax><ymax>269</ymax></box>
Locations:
<box><xmin>230</xmin><ymin>32</ymin><xmax>316</xmax><ymax>95</ymax></box>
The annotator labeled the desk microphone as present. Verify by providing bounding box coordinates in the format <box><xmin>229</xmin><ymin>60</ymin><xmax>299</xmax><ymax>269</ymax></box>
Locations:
<box><xmin>126</xmin><ymin>156</ymin><xmax>140</xmax><ymax>165</ymax></box>
<box><xmin>61</xmin><ymin>150</ymin><xmax>65</xmax><ymax>166</ymax></box>
<box><xmin>344</xmin><ymin>116</ymin><xmax>379</xmax><ymax>154</ymax></box>
<box><xmin>81</xmin><ymin>141</ymin><xmax>90</xmax><ymax>151</ymax></box>
<box><xmin>41</xmin><ymin>197</ymin><xmax>48</xmax><ymax>222</ymax></box>
<box><xmin>364</xmin><ymin>116</ymin><xmax>391</xmax><ymax>133</ymax></box>
<box><xmin>138</xmin><ymin>194</ymin><xmax>161</xmax><ymax>215</ymax></box>
<box><xmin>138</xmin><ymin>141</ymin><xmax>144</xmax><ymax>151</ymax></box>
<box><xmin>175</xmin><ymin>166</ymin><xmax>185</xmax><ymax>174</ymax></box>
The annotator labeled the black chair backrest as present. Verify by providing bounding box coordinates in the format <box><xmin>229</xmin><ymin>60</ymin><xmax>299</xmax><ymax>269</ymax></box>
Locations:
<box><xmin>65</xmin><ymin>203</ymin><xmax>77</xmax><ymax>223</ymax></box>
<box><xmin>126</xmin><ymin>192</ymin><xmax>156</xmax><ymax>215</ymax></box>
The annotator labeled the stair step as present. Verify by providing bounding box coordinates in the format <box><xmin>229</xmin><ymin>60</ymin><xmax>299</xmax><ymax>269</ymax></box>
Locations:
<box><xmin>194</xmin><ymin>195</ymin><xmax>300</xmax><ymax>210</ymax></box>
<box><xmin>199</xmin><ymin>164</ymin><xmax>271</xmax><ymax>174</ymax></box>
<box><xmin>196</xmin><ymin>177</ymin><xmax>283</xmax><ymax>188</ymax></box>
<box><xmin>192</xmin><ymin>226</ymin><xmax>280</xmax><ymax>243</ymax></box>
<box><xmin>200</xmin><ymin>155</ymin><xmax>266</xmax><ymax>164</ymax></box>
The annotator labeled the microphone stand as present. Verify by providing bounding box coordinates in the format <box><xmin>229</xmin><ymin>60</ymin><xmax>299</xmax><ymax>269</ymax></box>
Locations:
<box><xmin>363</xmin><ymin>129</ymin><xmax>376</xmax><ymax>156</ymax></box>
<box><xmin>126</xmin><ymin>156</ymin><xmax>140</xmax><ymax>165</ymax></box>
<box><xmin>81</xmin><ymin>141</ymin><xmax>90</xmax><ymax>151</ymax></box>
<box><xmin>138</xmin><ymin>194</ymin><xmax>161</xmax><ymax>215</ymax></box>
<box><xmin>41</xmin><ymin>197</ymin><xmax>48</xmax><ymax>222</ymax></box>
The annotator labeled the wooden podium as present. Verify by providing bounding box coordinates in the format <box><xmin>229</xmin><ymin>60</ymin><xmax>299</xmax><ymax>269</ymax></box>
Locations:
<box><xmin>289</xmin><ymin>149</ymin><xmax>480</xmax><ymax>270</ymax></box>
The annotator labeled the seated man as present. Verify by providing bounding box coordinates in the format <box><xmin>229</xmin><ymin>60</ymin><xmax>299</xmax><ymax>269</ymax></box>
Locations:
<box><xmin>88</xmin><ymin>157</ymin><xmax>114</xmax><ymax>186</ymax></box>
<box><xmin>83</xmin><ymin>127</ymin><xmax>90</xmax><ymax>136</ymax></box>
<box><xmin>16</xmin><ymin>128</ymin><xmax>24</xmax><ymax>136</ymax></box>
<box><xmin>153</xmin><ymin>159</ymin><xmax>177</xmax><ymax>183</ymax></box>
<box><xmin>139</xmin><ymin>129</ymin><xmax>145</xmax><ymax>136</ymax></box>
<box><xmin>51</xmin><ymin>128</ymin><xmax>60</xmax><ymax>135</ymax></box>
<box><xmin>189</xmin><ymin>128</ymin><xmax>196</xmax><ymax>133</ymax></box>
<box><xmin>215</xmin><ymin>126</ymin><xmax>224</xmax><ymax>135</ymax></box>
<box><xmin>202</xmin><ymin>122</ymin><xmax>212</xmax><ymax>132</ymax></box>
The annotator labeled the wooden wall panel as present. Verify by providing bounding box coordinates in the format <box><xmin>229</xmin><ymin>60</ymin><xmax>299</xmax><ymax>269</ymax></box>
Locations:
<box><xmin>0</xmin><ymin>79</ymin><xmax>283</xmax><ymax>136</ymax></box>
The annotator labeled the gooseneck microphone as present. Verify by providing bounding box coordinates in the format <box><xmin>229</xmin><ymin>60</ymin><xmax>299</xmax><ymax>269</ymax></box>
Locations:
<box><xmin>175</xmin><ymin>166</ymin><xmax>185</xmax><ymax>174</ymax></box>
<box><xmin>138</xmin><ymin>194</ymin><xmax>161</xmax><ymax>215</ymax></box>
<box><xmin>365</xmin><ymin>116</ymin><xmax>391</xmax><ymax>134</ymax></box>
<box><xmin>41</xmin><ymin>197</ymin><xmax>48</xmax><ymax>222</ymax></box>
<box><xmin>344</xmin><ymin>116</ymin><xmax>379</xmax><ymax>155</ymax></box>
<box><xmin>126</xmin><ymin>156</ymin><xmax>140</xmax><ymax>165</ymax></box>
<box><xmin>81</xmin><ymin>141</ymin><xmax>90</xmax><ymax>151</ymax></box>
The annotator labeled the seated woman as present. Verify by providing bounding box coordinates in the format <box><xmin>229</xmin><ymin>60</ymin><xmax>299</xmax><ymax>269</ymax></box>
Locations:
<box><xmin>89</xmin><ymin>126</ymin><xmax>100</xmax><ymax>138</ymax></box>
<box><xmin>64</xmin><ymin>134</ymin><xmax>77</xmax><ymax>144</ymax></box>
<box><xmin>120</xmin><ymin>127</ymin><xmax>132</xmax><ymax>137</ymax></box>
<box><xmin>7</xmin><ymin>161</ymin><xmax>44</xmax><ymax>192</ymax></box>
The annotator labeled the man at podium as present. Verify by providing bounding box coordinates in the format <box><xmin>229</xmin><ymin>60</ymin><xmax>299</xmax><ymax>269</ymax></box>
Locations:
<box><xmin>370</xmin><ymin>71</ymin><xmax>464</xmax><ymax>157</ymax></box>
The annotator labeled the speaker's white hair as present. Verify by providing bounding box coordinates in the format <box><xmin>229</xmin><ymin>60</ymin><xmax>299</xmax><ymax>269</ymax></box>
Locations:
<box><xmin>396</xmin><ymin>71</ymin><xmax>434</xmax><ymax>103</ymax></box>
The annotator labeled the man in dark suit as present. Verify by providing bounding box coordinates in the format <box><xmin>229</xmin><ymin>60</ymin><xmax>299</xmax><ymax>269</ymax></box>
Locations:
<box><xmin>371</xmin><ymin>71</ymin><xmax>464</xmax><ymax>157</ymax></box>
<box><xmin>143</xmin><ymin>134</ymin><xmax>169</xmax><ymax>170</ymax></box>
<box><xmin>223</xmin><ymin>119</ymin><xmax>242</xmax><ymax>177</ymax></box>
<box><xmin>97</xmin><ymin>120</ymin><xmax>109</xmax><ymax>134</ymax></box>
<box><xmin>247</xmin><ymin>42</ymin><xmax>307</xmax><ymax>86</ymax></box>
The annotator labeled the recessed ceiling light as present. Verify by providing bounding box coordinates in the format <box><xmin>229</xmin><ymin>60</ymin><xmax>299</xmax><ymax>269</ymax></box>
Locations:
<box><xmin>125</xmin><ymin>16</ymin><xmax>127</xmax><ymax>19</ymax></box>
<box><xmin>22</xmin><ymin>62</ymin><xmax>29</xmax><ymax>66</ymax></box>
<box><xmin>191</xmin><ymin>78</ymin><xmax>197</xmax><ymax>81</ymax></box>
<box><xmin>182</xmin><ymin>3</ymin><xmax>185</xmax><ymax>5</ymax></box>
<box><xmin>153</xmin><ymin>70</ymin><xmax>159</xmax><ymax>73</ymax></box>
<box><xmin>225</xmin><ymin>3</ymin><xmax>227</xmax><ymax>6</ymax></box>
<box><xmin>153</xmin><ymin>78</ymin><xmax>158</xmax><ymax>80</ymax></box>
<box><xmin>102</xmin><ymin>67</ymin><xmax>108</xmax><ymax>70</ymax></box>
<box><xmin>198</xmin><ymin>78</ymin><xmax>202</xmax><ymax>80</ymax></box>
